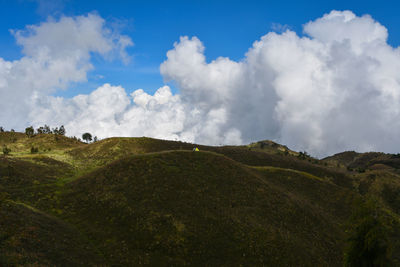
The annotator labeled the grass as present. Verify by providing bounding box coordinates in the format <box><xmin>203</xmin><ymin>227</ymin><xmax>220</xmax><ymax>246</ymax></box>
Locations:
<box><xmin>1</xmin><ymin>132</ymin><xmax>400</xmax><ymax>266</ymax></box>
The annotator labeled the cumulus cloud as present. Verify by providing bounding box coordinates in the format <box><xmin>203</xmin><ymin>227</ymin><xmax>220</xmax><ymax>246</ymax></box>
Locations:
<box><xmin>0</xmin><ymin>13</ymin><xmax>132</xmax><ymax>130</ymax></box>
<box><xmin>31</xmin><ymin>84</ymin><xmax>177</xmax><ymax>138</ymax></box>
<box><xmin>2</xmin><ymin>10</ymin><xmax>400</xmax><ymax>157</ymax></box>
<box><xmin>159</xmin><ymin>10</ymin><xmax>400</xmax><ymax>156</ymax></box>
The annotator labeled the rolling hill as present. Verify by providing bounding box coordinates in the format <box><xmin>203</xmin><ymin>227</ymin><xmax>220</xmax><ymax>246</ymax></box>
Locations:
<box><xmin>1</xmin><ymin>132</ymin><xmax>399</xmax><ymax>266</ymax></box>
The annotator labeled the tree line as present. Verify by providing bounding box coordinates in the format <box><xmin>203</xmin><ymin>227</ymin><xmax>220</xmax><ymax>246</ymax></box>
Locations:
<box><xmin>23</xmin><ymin>125</ymin><xmax>95</xmax><ymax>143</ymax></box>
<box><xmin>24</xmin><ymin>125</ymin><xmax>66</xmax><ymax>137</ymax></box>
<box><xmin>1</xmin><ymin>125</ymin><xmax>98</xmax><ymax>155</ymax></box>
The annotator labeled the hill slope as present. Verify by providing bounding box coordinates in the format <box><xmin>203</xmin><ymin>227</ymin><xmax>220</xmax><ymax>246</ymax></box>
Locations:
<box><xmin>0</xmin><ymin>132</ymin><xmax>399</xmax><ymax>265</ymax></box>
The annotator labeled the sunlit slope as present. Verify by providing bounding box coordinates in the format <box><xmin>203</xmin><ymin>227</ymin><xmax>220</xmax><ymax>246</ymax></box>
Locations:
<box><xmin>0</xmin><ymin>132</ymin><xmax>83</xmax><ymax>154</ymax></box>
<box><xmin>57</xmin><ymin>151</ymin><xmax>357</xmax><ymax>266</ymax></box>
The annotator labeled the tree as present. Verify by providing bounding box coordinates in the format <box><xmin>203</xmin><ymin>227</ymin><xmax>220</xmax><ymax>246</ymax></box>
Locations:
<box><xmin>2</xmin><ymin>145</ymin><xmax>11</xmax><ymax>155</ymax></box>
<box><xmin>82</xmin><ymin>132</ymin><xmax>92</xmax><ymax>143</ymax></box>
<box><xmin>25</xmin><ymin>126</ymin><xmax>35</xmax><ymax>138</ymax></box>
<box><xmin>52</xmin><ymin>127</ymin><xmax>59</xmax><ymax>135</ymax></box>
<box><xmin>0</xmin><ymin>126</ymin><xmax>4</xmax><ymax>132</ymax></box>
<box><xmin>93</xmin><ymin>136</ymin><xmax>98</xmax><ymax>142</ymax></box>
<box><xmin>298</xmin><ymin>151</ymin><xmax>310</xmax><ymax>160</ymax></box>
<box><xmin>43</xmin><ymin>125</ymin><xmax>51</xmax><ymax>134</ymax></box>
<box><xmin>37</xmin><ymin>126</ymin><xmax>44</xmax><ymax>134</ymax></box>
<box><xmin>58</xmin><ymin>125</ymin><xmax>66</xmax><ymax>136</ymax></box>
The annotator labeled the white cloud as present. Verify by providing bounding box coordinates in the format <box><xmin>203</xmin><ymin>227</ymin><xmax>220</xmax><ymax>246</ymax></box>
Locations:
<box><xmin>0</xmin><ymin>13</ymin><xmax>132</xmax><ymax>130</ymax></box>
<box><xmin>159</xmin><ymin>10</ymin><xmax>400</xmax><ymax>156</ymax></box>
<box><xmin>30</xmin><ymin>84</ymin><xmax>186</xmax><ymax>141</ymax></box>
<box><xmin>2</xmin><ymin>10</ymin><xmax>400</xmax><ymax>157</ymax></box>
<box><xmin>303</xmin><ymin>10</ymin><xmax>388</xmax><ymax>52</ymax></box>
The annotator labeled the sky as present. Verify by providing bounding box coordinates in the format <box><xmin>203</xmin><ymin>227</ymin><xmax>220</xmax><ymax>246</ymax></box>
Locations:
<box><xmin>0</xmin><ymin>0</ymin><xmax>400</xmax><ymax>157</ymax></box>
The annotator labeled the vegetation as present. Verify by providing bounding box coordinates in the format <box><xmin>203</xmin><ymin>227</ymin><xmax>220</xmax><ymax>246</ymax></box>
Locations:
<box><xmin>25</xmin><ymin>126</ymin><xmax>34</xmax><ymax>138</ymax></box>
<box><xmin>36</xmin><ymin>124</ymin><xmax>51</xmax><ymax>134</ymax></box>
<box><xmin>2</xmin><ymin>145</ymin><xmax>10</xmax><ymax>155</ymax></box>
<box><xmin>0</xmin><ymin>130</ymin><xmax>399</xmax><ymax>265</ymax></box>
<box><xmin>82</xmin><ymin>132</ymin><xmax>92</xmax><ymax>143</ymax></box>
<box><xmin>344</xmin><ymin>199</ymin><xmax>393</xmax><ymax>266</ymax></box>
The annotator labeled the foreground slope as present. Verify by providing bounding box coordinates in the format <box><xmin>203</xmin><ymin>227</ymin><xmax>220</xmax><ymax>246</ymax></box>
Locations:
<box><xmin>57</xmin><ymin>151</ymin><xmax>357</xmax><ymax>266</ymax></box>
<box><xmin>0</xmin><ymin>133</ymin><xmax>399</xmax><ymax>265</ymax></box>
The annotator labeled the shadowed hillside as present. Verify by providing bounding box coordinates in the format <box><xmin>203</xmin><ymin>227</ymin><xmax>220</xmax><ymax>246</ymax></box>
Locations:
<box><xmin>1</xmin><ymin>132</ymin><xmax>399</xmax><ymax>266</ymax></box>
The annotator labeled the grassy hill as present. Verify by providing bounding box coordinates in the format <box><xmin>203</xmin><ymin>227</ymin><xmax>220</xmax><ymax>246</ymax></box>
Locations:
<box><xmin>1</xmin><ymin>132</ymin><xmax>399</xmax><ymax>266</ymax></box>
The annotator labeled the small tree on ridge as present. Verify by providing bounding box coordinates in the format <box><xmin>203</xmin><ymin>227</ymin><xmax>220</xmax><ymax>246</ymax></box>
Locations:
<box><xmin>25</xmin><ymin>126</ymin><xmax>35</xmax><ymax>138</ymax></box>
<box><xmin>82</xmin><ymin>132</ymin><xmax>92</xmax><ymax>143</ymax></box>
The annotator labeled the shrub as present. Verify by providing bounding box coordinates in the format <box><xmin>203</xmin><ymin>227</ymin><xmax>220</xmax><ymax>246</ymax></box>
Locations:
<box><xmin>347</xmin><ymin>166</ymin><xmax>353</xmax><ymax>171</ymax></box>
<box><xmin>31</xmin><ymin>146</ymin><xmax>39</xmax><ymax>154</ymax></box>
<box><xmin>2</xmin><ymin>146</ymin><xmax>11</xmax><ymax>155</ymax></box>
<box><xmin>357</xmin><ymin>167</ymin><xmax>366</xmax><ymax>173</ymax></box>
<box><xmin>298</xmin><ymin>151</ymin><xmax>309</xmax><ymax>160</ymax></box>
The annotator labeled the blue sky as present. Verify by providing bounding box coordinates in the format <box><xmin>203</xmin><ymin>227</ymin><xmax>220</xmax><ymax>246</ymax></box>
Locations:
<box><xmin>2</xmin><ymin>0</ymin><xmax>400</xmax><ymax>156</ymax></box>
<box><xmin>1</xmin><ymin>0</ymin><xmax>399</xmax><ymax>97</ymax></box>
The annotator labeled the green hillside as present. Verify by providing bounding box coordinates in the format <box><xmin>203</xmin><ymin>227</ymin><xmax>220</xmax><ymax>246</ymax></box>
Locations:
<box><xmin>1</xmin><ymin>132</ymin><xmax>399</xmax><ymax>266</ymax></box>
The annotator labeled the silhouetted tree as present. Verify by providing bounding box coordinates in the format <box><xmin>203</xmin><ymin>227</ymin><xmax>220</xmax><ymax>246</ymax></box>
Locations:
<box><xmin>37</xmin><ymin>126</ymin><xmax>44</xmax><ymax>134</ymax></box>
<box><xmin>82</xmin><ymin>132</ymin><xmax>92</xmax><ymax>143</ymax></box>
<box><xmin>0</xmin><ymin>126</ymin><xmax>4</xmax><ymax>132</ymax></box>
<box><xmin>93</xmin><ymin>136</ymin><xmax>98</xmax><ymax>142</ymax></box>
<box><xmin>298</xmin><ymin>151</ymin><xmax>310</xmax><ymax>160</ymax></box>
<box><xmin>58</xmin><ymin>125</ymin><xmax>66</xmax><ymax>136</ymax></box>
<box><xmin>25</xmin><ymin>126</ymin><xmax>35</xmax><ymax>138</ymax></box>
<box><xmin>43</xmin><ymin>125</ymin><xmax>51</xmax><ymax>134</ymax></box>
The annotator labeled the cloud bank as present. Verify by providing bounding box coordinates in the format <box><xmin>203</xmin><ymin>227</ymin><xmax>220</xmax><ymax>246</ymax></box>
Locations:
<box><xmin>0</xmin><ymin>13</ymin><xmax>132</xmax><ymax>130</ymax></box>
<box><xmin>2</xmin><ymin>10</ymin><xmax>400</xmax><ymax>157</ymax></box>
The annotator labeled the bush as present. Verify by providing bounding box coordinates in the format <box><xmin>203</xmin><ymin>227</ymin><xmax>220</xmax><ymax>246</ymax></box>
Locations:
<box><xmin>2</xmin><ymin>146</ymin><xmax>11</xmax><ymax>155</ymax></box>
<box><xmin>347</xmin><ymin>166</ymin><xmax>353</xmax><ymax>172</ymax></box>
<box><xmin>297</xmin><ymin>151</ymin><xmax>310</xmax><ymax>160</ymax></box>
<box><xmin>30</xmin><ymin>146</ymin><xmax>39</xmax><ymax>154</ymax></box>
<box><xmin>357</xmin><ymin>167</ymin><xmax>366</xmax><ymax>173</ymax></box>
